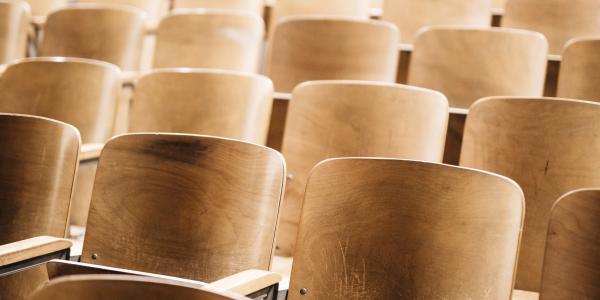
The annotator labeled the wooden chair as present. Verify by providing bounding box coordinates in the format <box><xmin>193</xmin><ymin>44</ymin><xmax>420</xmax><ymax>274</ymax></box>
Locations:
<box><xmin>556</xmin><ymin>37</ymin><xmax>600</xmax><ymax>102</ymax></box>
<box><xmin>129</xmin><ymin>69</ymin><xmax>273</xmax><ymax>145</ymax></box>
<box><xmin>539</xmin><ymin>189</ymin><xmax>600</xmax><ymax>299</ymax></box>
<box><xmin>502</xmin><ymin>0</ymin><xmax>600</xmax><ymax>55</ymax></box>
<box><xmin>0</xmin><ymin>0</ymin><xmax>29</xmax><ymax>64</ymax></box>
<box><xmin>76</xmin><ymin>0</ymin><xmax>168</xmax><ymax>25</ymax></box>
<box><xmin>39</xmin><ymin>4</ymin><xmax>146</xmax><ymax>71</ymax></box>
<box><xmin>25</xmin><ymin>0</ymin><xmax>66</xmax><ymax>19</ymax></box>
<box><xmin>381</xmin><ymin>0</ymin><xmax>493</xmax><ymax>43</ymax></box>
<box><xmin>153</xmin><ymin>10</ymin><xmax>264</xmax><ymax>72</ymax></box>
<box><xmin>408</xmin><ymin>26</ymin><xmax>548</xmax><ymax>109</ymax></box>
<box><xmin>275</xmin><ymin>81</ymin><xmax>449</xmax><ymax>255</ymax></box>
<box><xmin>172</xmin><ymin>0</ymin><xmax>264</xmax><ymax>15</ymax></box>
<box><xmin>460</xmin><ymin>97</ymin><xmax>600</xmax><ymax>293</ymax></box>
<box><xmin>287</xmin><ymin>158</ymin><xmax>524</xmax><ymax>299</ymax></box>
<box><xmin>266</xmin><ymin>17</ymin><xmax>399</xmax><ymax>93</ymax></box>
<box><xmin>30</xmin><ymin>274</ymin><xmax>250</xmax><ymax>300</ymax></box>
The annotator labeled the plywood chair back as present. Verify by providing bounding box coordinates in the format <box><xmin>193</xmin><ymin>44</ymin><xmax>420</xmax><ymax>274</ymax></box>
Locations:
<box><xmin>266</xmin><ymin>17</ymin><xmax>399</xmax><ymax>93</ymax></box>
<box><xmin>30</xmin><ymin>274</ymin><xmax>249</xmax><ymax>300</ymax></box>
<box><xmin>39</xmin><ymin>4</ymin><xmax>146</xmax><ymax>71</ymax></box>
<box><xmin>276</xmin><ymin>81</ymin><xmax>449</xmax><ymax>255</ymax></box>
<box><xmin>539</xmin><ymin>189</ymin><xmax>600</xmax><ymax>299</ymax></box>
<box><xmin>81</xmin><ymin>133</ymin><xmax>285</xmax><ymax>282</ymax></box>
<box><xmin>0</xmin><ymin>0</ymin><xmax>29</xmax><ymax>64</ymax></box>
<box><xmin>288</xmin><ymin>158</ymin><xmax>524</xmax><ymax>299</ymax></box>
<box><xmin>382</xmin><ymin>0</ymin><xmax>493</xmax><ymax>43</ymax></box>
<box><xmin>153</xmin><ymin>10</ymin><xmax>264</xmax><ymax>72</ymax></box>
<box><xmin>408</xmin><ymin>27</ymin><xmax>548</xmax><ymax>109</ymax></box>
<box><xmin>460</xmin><ymin>97</ymin><xmax>600</xmax><ymax>292</ymax></box>
<box><xmin>129</xmin><ymin>69</ymin><xmax>273</xmax><ymax>144</ymax></box>
<box><xmin>173</xmin><ymin>0</ymin><xmax>263</xmax><ymax>15</ymax></box>
<box><xmin>503</xmin><ymin>0</ymin><xmax>600</xmax><ymax>55</ymax></box>
<box><xmin>556</xmin><ymin>37</ymin><xmax>600</xmax><ymax>102</ymax></box>
<box><xmin>0</xmin><ymin>57</ymin><xmax>121</xmax><ymax>144</ymax></box>
<box><xmin>76</xmin><ymin>0</ymin><xmax>166</xmax><ymax>24</ymax></box>
<box><xmin>0</xmin><ymin>113</ymin><xmax>80</xmax><ymax>244</ymax></box>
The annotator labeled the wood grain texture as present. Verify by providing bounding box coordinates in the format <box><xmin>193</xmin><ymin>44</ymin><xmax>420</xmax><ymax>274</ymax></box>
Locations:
<box><xmin>0</xmin><ymin>0</ymin><xmax>29</xmax><ymax>64</ymax></box>
<box><xmin>539</xmin><ymin>189</ymin><xmax>600</xmax><ymax>299</ymax></box>
<box><xmin>81</xmin><ymin>133</ymin><xmax>285</xmax><ymax>282</ymax></box>
<box><xmin>276</xmin><ymin>81</ymin><xmax>449</xmax><ymax>255</ymax></box>
<box><xmin>0</xmin><ymin>114</ymin><xmax>80</xmax><ymax>244</ymax></box>
<box><xmin>0</xmin><ymin>236</ymin><xmax>71</xmax><ymax>267</ymax></box>
<box><xmin>129</xmin><ymin>69</ymin><xmax>273</xmax><ymax>145</ymax></box>
<box><xmin>266</xmin><ymin>17</ymin><xmax>399</xmax><ymax>93</ymax></box>
<box><xmin>0</xmin><ymin>57</ymin><xmax>121</xmax><ymax>144</ymax></box>
<box><xmin>557</xmin><ymin>37</ymin><xmax>600</xmax><ymax>102</ymax></box>
<box><xmin>460</xmin><ymin>97</ymin><xmax>600</xmax><ymax>292</ymax></box>
<box><xmin>30</xmin><ymin>274</ymin><xmax>250</xmax><ymax>300</ymax></box>
<box><xmin>153</xmin><ymin>10</ymin><xmax>264</xmax><ymax>72</ymax></box>
<box><xmin>289</xmin><ymin>158</ymin><xmax>524</xmax><ymax>299</ymax></box>
<box><xmin>173</xmin><ymin>0</ymin><xmax>263</xmax><ymax>15</ymax></box>
<box><xmin>381</xmin><ymin>0</ymin><xmax>493</xmax><ymax>43</ymax></box>
<box><xmin>39</xmin><ymin>4</ymin><xmax>146</xmax><ymax>71</ymax></box>
<box><xmin>502</xmin><ymin>0</ymin><xmax>600</xmax><ymax>55</ymax></box>
<box><xmin>408</xmin><ymin>27</ymin><xmax>548</xmax><ymax>109</ymax></box>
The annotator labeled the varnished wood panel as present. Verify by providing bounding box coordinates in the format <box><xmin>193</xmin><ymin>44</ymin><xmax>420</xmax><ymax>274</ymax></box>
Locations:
<box><xmin>129</xmin><ymin>69</ymin><xmax>273</xmax><ymax>145</ymax></box>
<box><xmin>0</xmin><ymin>263</ymin><xmax>49</xmax><ymax>300</ymax></box>
<box><xmin>173</xmin><ymin>0</ymin><xmax>263</xmax><ymax>15</ymax></box>
<box><xmin>266</xmin><ymin>17</ymin><xmax>399</xmax><ymax>93</ymax></box>
<box><xmin>556</xmin><ymin>37</ymin><xmax>600</xmax><ymax>102</ymax></box>
<box><xmin>82</xmin><ymin>134</ymin><xmax>285</xmax><ymax>282</ymax></box>
<box><xmin>460</xmin><ymin>97</ymin><xmax>600</xmax><ymax>292</ymax></box>
<box><xmin>276</xmin><ymin>81</ymin><xmax>448</xmax><ymax>255</ymax></box>
<box><xmin>0</xmin><ymin>1</ymin><xmax>29</xmax><ymax>64</ymax></box>
<box><xmin>408</xmin><ymin>27</ymin><xmax>548</xmax><ymax>109</ymax></box>
<box><xmin>289</xmin><ymin>158</ymin><xmax>524</xmax><ymax>299</ymax></box>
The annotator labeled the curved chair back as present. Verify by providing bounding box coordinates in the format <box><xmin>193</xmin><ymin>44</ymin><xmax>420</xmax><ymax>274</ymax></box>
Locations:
<box><xmin>556</xmin><ymin>37</ymin><xmax>600</xmax><ymax>102</ymax></box>
<box><xmin>270</xmin><ymin>0</ymin><xmax>370</xmax><ymax>31</ymax></box>
<box><xmin>0</xmin><ymin>0</ymin><xmax>29</xmax><ymax>64</ymax></box>
<box><xmin>25</xmin><ymin>0</ymin><xmax>66</xmax><ymax>17</ymax></box>
<box><xmin>77</xmin><ymin>0</ymin><xmax>166</xmax><ymax>24</ymax></box>
<box><xmin>173</xmin><ymin>0</ymin><xmax>263</xmax><ymax>15</ymax></box>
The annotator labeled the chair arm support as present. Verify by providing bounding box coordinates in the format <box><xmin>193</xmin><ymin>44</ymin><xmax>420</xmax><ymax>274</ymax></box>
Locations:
<box><xmin>121</xmin><ymin>71</ymin><xmax>140</xmax><ymax>88</ymax></box>
<box><xmin>0</xmin><ymin>236</ymin><xmax>72</xmax><ymax>267</ymax></box>
<box><xmin>273</xmin><ymin>92</ymin><xmax>291</xmax><ymax>102</ymax></box>
<box><xmin>208</xmin><ymin>269</ymin><xmax>282</xmax><ymax>296</ymax></box>
<box><xmin>80</xmin><ymin>143</ymin><xmax>104</xmax><ymax>162</ymax></box>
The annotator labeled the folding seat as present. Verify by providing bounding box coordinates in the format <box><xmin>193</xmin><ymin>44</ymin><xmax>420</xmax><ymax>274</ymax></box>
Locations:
<box><xmin>0</xmin><ymin>0</ymin><xmax>29</xmax><ymax>64</ymax></box>
<box><xmin>539</xmin><ymin>189</ymin><xmax>600</xmax><ymax>299</ymax></box>
<box><xmin>556</xmin><ymin>37</ymin><xmax>600</xmax><ymax>102</ymax></box>
<box><xmin>129</xmin><ymin>69</ymin><xmax>273</xmax><ymax>144</ymax></box>
<box><xmin>460</xmin><ymin>97</ymin><xmax>600</xmax><ymax>294</ymax></box>
<box><xmin>275</xmin><ymin>81</ymin><xmax>448</xmax><ymax>255</ymax></box>
<box><xmin>38</xmin><ymin>4</ymin><xmax>146</xmax><ymax>71</ymax></box>
<box><xmin>269</xmin><ymin>0</ymin><xmax>371</xmax><ymax>32</ymax></box>
<box><xmin>153</xmin><ymin>10</ymin><xmax>264</xmax><ymax>72</ymax></box>
<box><xmin>173</xmin><ymin>0</ymin><xmax>264</xmax><ymax>15</ymax></box>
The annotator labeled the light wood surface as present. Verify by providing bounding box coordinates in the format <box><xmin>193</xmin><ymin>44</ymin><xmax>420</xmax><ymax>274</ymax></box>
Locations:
<box><xmin>173</xmin><ymin>0</ymin><xmax>264</xmax><ymax>15</ymax></box>
<box><xmin>408</xmin><ymin>26</ymin><xmax>548</xmax><ymax>109</ymax></box>
<box><xmin>30</xmin><ymin>274</ymin><xmax>250</xmax><ymax>300</ymax></box>
<box><xmin>39</xmin><ymin>4</ymin><xmax>146</xmax><ymax>71</ymax></box>
<box><xmin>276</xmin><ymin>81</ymin><xmax>449</xmax><ymax>255</ymax></box>
<box><xmin>24</xmin><ymin>0</ymin><xmax>65</xmax><ymax>17</ymax></box>
<box><xmin>502</xmin><ymin>0</ymin><xmax>600</xmax><ymax>55</ymax></box>
<box><xmin>289</xmin><ymin>158</ymin><xmax>524</xmax><ymax>299</ymax></box>
<box><xmin>153</xmin><ymin>10</ymin><xmax>264</xmax><ymax>72</ymax></box>
<box><xmin>0</xmin><ymin>236</ymin><xmax>71</xmax><ymax>267</ymax></box>
<box><xmin>129</xmin><ymin>69</ymin><xmax>273</xmax><ymax>145</ymax></box>
<box><xmin>265</xmin><ymin>17</ymin><xmax>399</xmax><ymax>93</ymax></box>
<box><xmin>556</xmin><ymin>37</ymin><xmax>600</xmax><ymax>102</ymax></box>
<box><xmin>207</xmin><ymin>269</ymin><xmax>281</xmax><ymax>295</ymax></box>
<box><xmin>381</xmin><ymin>0</ymin><xmax>493</xmax><ymax>43</ymax></box>
<box><xmin>82</xmin><ymin>133</ymin><xmax>285</xmax><ymax>282</ymax></box>
<box><xmin>80</xmin><ymin>143</ymin><xmax>104</xmax><ymax>161</ymax></box>
<box><xmin>0</xmin><ymin>57</ymin><xmax>121</xmax><ymax>144</ymax></box>
<box><xmin>77</xmin><ymin>0</ymin><xmax>168</xmax><ymax>24</ymax></box>
<box><xmin>493</xmin><ymin>0</ymin><xmax>506</xmax><ymax>8</ymax></box>
<box><xmin>539</xmin><ymin>189</ymin><xmax>600</xmax><ymax>299</ymax></box>
<box><xmin>0</xmin><ymin>1</ymin><xmax>29</xmax><ymax>64</ymax></box>
<box><xmin>460</xmin><ymin>97</ymin><xmax>600</xmax><ymax>292</ymax></box>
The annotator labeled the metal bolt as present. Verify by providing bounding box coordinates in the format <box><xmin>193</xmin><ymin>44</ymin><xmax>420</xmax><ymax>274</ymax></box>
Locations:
<box><xmin>299</xmin><ymin>288</ymin><xmax>308</xmax><ymax>295</ymax></box>
<box><xmin>91</xmin><ymin>253</ymin><xmax>98</xmax><ymax>260</ymax></box>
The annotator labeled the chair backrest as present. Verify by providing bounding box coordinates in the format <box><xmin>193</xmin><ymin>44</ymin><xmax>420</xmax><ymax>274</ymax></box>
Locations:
<box><xmin>25</xmin><ymin>0</ymin><xmax>65</xmax><ymax>17</ymax></box>
<box><xmin>153</xmin><ymin>10</ymin><xmax>264</xmax><ymax>72</ymax></box>
<box><xmin>408</xmin><ymin>27</ymin><xmax>548</xmax><ymax>109</ymax></box>
<box><xmin>129</xmin><ymin>69</ymin><xmax>273</xmax><ymax>145</ymax></box>
<box><xmin>381</xmin><ymin>0</ymin><xmax>493</xmax><ymax>43</ymax></box>
<box><xmin>556</xmin><ymin>37</ymin><xmax>600</xmax><ymax>102</ymax></box>
<box><xmin>0</xmin><ymin>113</ymin><xmax>80</xmax><ymax>244</ymax></box>
<box><xmin>172</xmin><ymin>0</ymin><xmax>263</xmax><ymax>15</ymax></box>
<box><xmin>0</xmin><ymin>57</ymin><xmax>121</xmax><ymax>144</ymax></box>
<box><xmin>76</xmin><ymin>0</ymin><xmax>166</xmax><ymax>24</ymax></box>
<box><xmin>502</xmin><ymin>0</ymin><xmax>600</xmax><ymax>55</ymax></box>
<box><xmin>266</xmin><ymin>17</ymin><xmax>399</xmax><ymax>93</ymax></box>
<box><xmin>30</xmin><ymin>274</ymin><xmax>249</xmax><ymax>300</ymax></box>
<box><xmin>539</xmin><ymin>189</ymin><xmax>600</xmax><ymax>299</ymax></box>
<box><xmin>0</xmin><ymin>0</ymin><xmax>29</xmax><ymax>64</ymax></box>
<box><xmin>276</xmin><ymin>81</ymin><xmax>448</xmax><ymax>255</ymax></box>
<box><xmin>39</xmin><ymin>4</ymin><xmax>146</xmax><ymax>71</ymax></box>
<box><xmin>269</xmin><ymin>0</ymin><xmax>370</xmax><ymax>31</ymax></box>
<box><xmin>460</xmin><ymin>97</ymin><xmax>600</xmax><ymax>292</ymax></box>
<box><xmin>81</xmin><ymin>134</ymin><xmax>285</xmax><ymax>282</ymax></box>
<box><xmin>288</xmin><ymin>158</ymin><xmax>524</xmax><ymax>299</ymax></box>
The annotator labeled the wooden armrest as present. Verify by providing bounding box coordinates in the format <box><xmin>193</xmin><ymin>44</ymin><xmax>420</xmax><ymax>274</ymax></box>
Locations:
<box><xmin>0</xmin><ymin>236</ymin><xmax>71</xmax><ymax>267</ymax></box>
<box><xmin>80</xmin><ymin>143</ymin><xmax>104</xmax><ymax>162</ymax></box>
<box><xmin>449</xmin><ymin>107</ymin><xmax>469</xmax><ymax>115</ymax></box>
<box><xmin>121</xmin><ymin>71</ymin><xmax>139</xmax><ymax>88</ymax></box>
<box><xmin>491</xmin><ymin>7</ymin><xmax>505</xmax><ymax>16</ymax></box>
<box><xmin>512</xmin><ymin>289</ymin><xmax>539</xmax><ymax>300</ymax></box>
<box><xmin>30</xmin><ymin>16</ymin><xmax>46</xmax><ymax>29</ymax></box>
<box><xmin>398</xmin><ymin>43</ymin><xmax>414</xmax><ymax>52</ymax></box>
<box><xmin>547</xmin><ymin>54</ymin><xmax>561</xmax><ymax>62</ymax></box>
<box><xmin>208</xmin><ymin>269</ymin><xmax>282</xmax><ymax>295</ymax></box>
<box><xmin>273</xmin><ymin>92</ymin><xmax>291</xmax><ymax>102</ymax></box>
